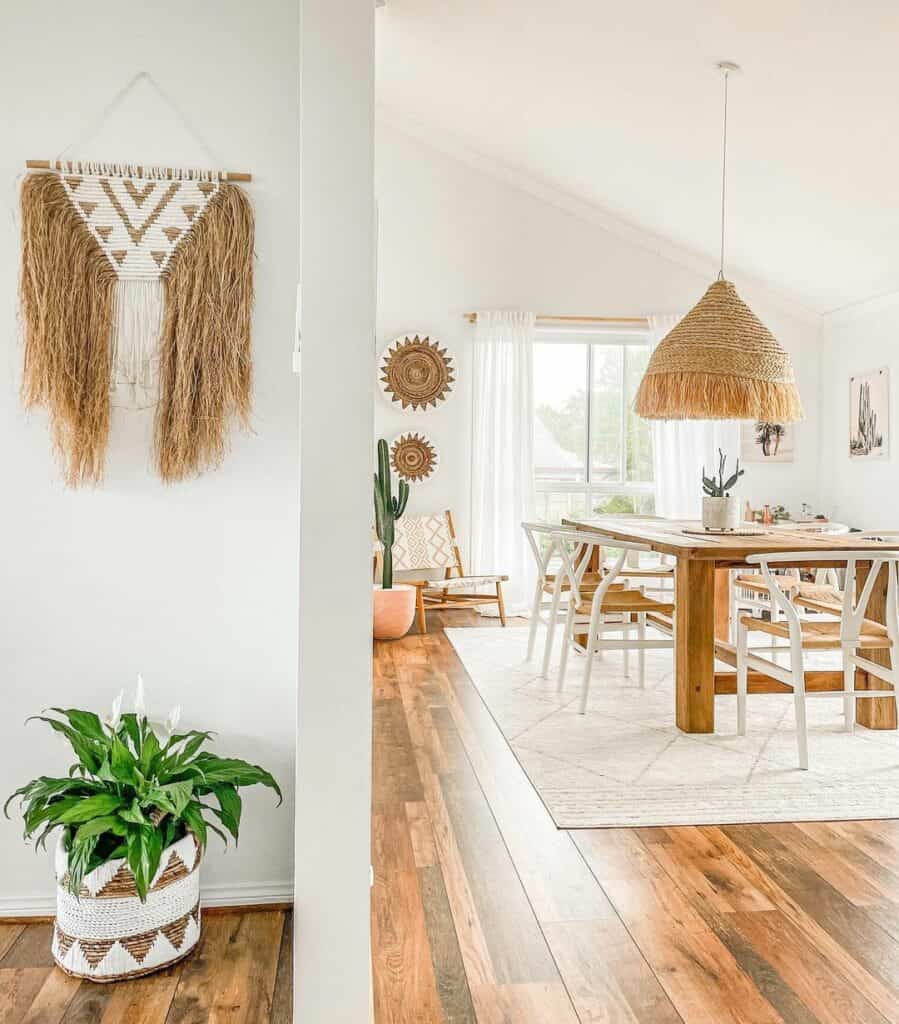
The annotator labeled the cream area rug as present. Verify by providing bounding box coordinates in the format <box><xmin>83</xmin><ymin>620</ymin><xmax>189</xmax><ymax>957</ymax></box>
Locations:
<box><xmin>445</xmin><ymin>626</ymin><xmax>899</xmax><ymax>828</ymax></box>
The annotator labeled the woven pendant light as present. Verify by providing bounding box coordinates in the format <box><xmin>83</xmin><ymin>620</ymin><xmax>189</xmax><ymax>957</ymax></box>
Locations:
<box><xmin>634</xmin><ymin>64</ymin><xmax>803</xmax><ymax>422</ymax></box>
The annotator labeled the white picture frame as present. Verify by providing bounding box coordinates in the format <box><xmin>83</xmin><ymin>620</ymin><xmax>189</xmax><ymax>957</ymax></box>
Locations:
<box><xmin>740</xmin><ymin>421</ymin><xmax>795</xmax><ymax>463</ymax></box>
<box><xmin>849</xmin><ymin>367</ymin><xmax>889</xmax><ymax>459</ymax></box>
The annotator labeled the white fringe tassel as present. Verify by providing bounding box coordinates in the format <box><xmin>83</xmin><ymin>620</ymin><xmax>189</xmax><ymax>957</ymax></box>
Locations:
<box><xmin>110</xmin><ymin>279</ymin><xmax>164</xmax><ymax>408</ymax></box>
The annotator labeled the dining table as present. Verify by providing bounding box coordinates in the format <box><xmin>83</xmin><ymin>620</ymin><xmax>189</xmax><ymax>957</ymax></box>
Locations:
<box><xmin>562</xmin><ymin>517</ymin><xmax>899</xmax><ymax>734</ymax></box>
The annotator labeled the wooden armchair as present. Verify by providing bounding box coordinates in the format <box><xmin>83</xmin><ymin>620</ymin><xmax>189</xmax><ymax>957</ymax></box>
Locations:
<box><xmin>390</xmin><ymin>510</ymin><xmax>508</xmax><ymax>633</ymax></box>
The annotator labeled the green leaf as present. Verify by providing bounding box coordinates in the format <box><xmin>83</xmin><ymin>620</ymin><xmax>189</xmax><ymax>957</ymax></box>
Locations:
<box><xmin>118</xmin><ymin>798</ymin><xmax>148</xmax><ymax>826</ymax></box>
<box><xmin>181</xmin><ymin>801</ymin><xmax>207</xmax><ymax>848</ymax></box>
<box><xmin>164</xmin><ymin>731</ymin><xmax>214</xmax><ymax>768</ymax></box>
<box><xmin>120</xmin><ymin>714</ymin><xmax>142</xmax><ymax>753</ymax></box>
<box><xmin>126</xmin><ymin>825</ymin><xmax>163</xmax><ymax>902</ymax></box>
<box><xmin>110</xmin><ymin>736</ymin><xmax>139</xmax><ymax>785</ymax></box>
<box><xmin>28</xmin><ymin>717</ymin><xmax>102</xmax><ymax>774</ymax></box>
<box><xmin>48</xmin><ymin>708</ymin><xmax>107</xmax><ymax>743</ymax></box>
<box><xmin>211</xmin><ymin>784</ymin><xmax>242</xmax><ymax>842</ymax></box>
<box><xmin>139</xmin><ymin>729</ymin><xmax>160</xmax><ymax>774</ymax></box>
<box><xmin>66</xmin><ymin>834</ymin><xmax>99</xmax><ymax>896</ymax></box>
<box><xmin>145</xmin><ymin>780</ymin><xmax>193</xmax><ymax>818</ymax></box>
<box><xmin>186</xmin><ymin>755</ymin><xmax>282</xmax><ymax>804</ymax></box>
<box><xmin>55</xmin><ymin>794</ymin><xmax>125</xmax><ymax>825</ymax></box>
<box><xmin>73</xmin><ymin>815</ymin><xmax>126</xmax><ymax>842</ymax></box>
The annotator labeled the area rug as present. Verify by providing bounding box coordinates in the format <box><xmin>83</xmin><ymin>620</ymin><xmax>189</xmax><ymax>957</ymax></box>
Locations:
<box><xmin>444</xmin><ymin>626</ymin><xmax>899</xmax><ymax>828</ymax></box>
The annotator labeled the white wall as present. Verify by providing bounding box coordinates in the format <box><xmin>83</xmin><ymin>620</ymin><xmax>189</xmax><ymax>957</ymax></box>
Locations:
<box><xmin>0</xmin><ymin>2</ymin><xmax>298</xmax><ymax>911</ymax></box>
<box><xmin>818</xmin><ymin>298</ymin><xmax>899</xmax><ymax>529</ymax></box>
<box><xmin>375</xmin><ymin>122</ymin><xmax>822</xmax><ymax>561</ymax></box>
<box><xmin>296</xmin><ymin>1</ymin><xmax>375</xmax><ymax>1020</ymax></box>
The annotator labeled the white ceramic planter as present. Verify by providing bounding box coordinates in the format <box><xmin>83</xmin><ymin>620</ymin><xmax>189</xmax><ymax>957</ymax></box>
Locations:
<box><xmin>702</xmin><ymin>495</ymin><xmax>739</xmax><ymax>531</ymax></box>
<box><xmin>52</xmin><ymin>833</ymin><xmax>201</xmax><ymax>982</ymax></box>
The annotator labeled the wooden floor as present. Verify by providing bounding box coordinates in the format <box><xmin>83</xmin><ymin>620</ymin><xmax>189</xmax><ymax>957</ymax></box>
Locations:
<box><xmin>371</xmin><ymin>610</ymin><xmax>899</xmax><ymax>1024</ymax></box>
<box><xmin>0</xmin><ymin>908</ymin><xmax>291</xmax><ymax>1024</ymax></box>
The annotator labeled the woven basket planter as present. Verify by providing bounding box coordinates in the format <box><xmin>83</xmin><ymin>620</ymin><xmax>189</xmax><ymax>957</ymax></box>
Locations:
<box><xmin>52</xmin><ymin>833</ymin><xmax>201</xmax><ymax>982</ymax></box>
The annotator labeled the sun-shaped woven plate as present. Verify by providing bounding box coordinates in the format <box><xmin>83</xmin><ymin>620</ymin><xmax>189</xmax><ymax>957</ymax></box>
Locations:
<box><xmin>391</xmin><ymin>432</ymin><xmax>439</xmax><ymax>483</ymax></box>
<box><xmin>379</xmin><ymin>334</ymin><xmax>454</xmax><ymax>412</ymax></box>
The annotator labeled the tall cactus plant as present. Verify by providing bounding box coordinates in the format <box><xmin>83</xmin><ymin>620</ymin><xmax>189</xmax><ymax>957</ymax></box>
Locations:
<box><xmin>374</xmin><ymin>438</ymin><xmax>409</xmax><ymax>589</ymax></box>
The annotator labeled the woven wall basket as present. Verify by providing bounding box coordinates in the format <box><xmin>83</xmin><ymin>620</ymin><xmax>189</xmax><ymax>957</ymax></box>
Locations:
<box><xmin>52</xmin><ymin>833</ymin><xmax>201</xmax><ymax>982</ymax></box>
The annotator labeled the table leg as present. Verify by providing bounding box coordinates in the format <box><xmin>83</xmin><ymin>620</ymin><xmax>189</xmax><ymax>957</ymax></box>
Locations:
<box><xmin>675</xmin><ymin>558</ymin><xmax>715</xmax><ymax>733</ymax></box>
<box><xmin>856</xmin><ymin>562</ymin><xmax>897</xmax><ymax>729</ymax></box>
<box><xmin>714</xmin><ymin>568</ymin><xmax>731</xmax><ymax>642</ymax></box>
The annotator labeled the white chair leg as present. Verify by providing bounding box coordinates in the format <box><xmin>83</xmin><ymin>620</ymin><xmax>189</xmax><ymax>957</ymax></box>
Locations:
<box><xmin>637</xmin><ymin>612</ymin><xmax>646</xmax><ymax>687</ymax></box>
<box><xmin>541</xmin><ymin>583</ymin><xmax>562</xmax><ymax>680</ymax></box>
<box><xmin>736</xmin><ymin>620</ymin><xmax>748</xmax><ymax>736</ymax></box>
<box><xmin>791</xmin><ymin>661</ymin><xmax>809</xmax><ymax>770</ymax></box>
<box><xmin>729</xmin><ymin>572</ymin><xmax>737</xmax><ymax>643</ymax></box>
<box><xmin>843</xmin><ymin>650</ymin><xmax>855</xmax><ymax>732</ymax></box>
<box><xmin>623</xmin><ymin>615</ymin><xmax>631</xmax><ymax>677</ymax></box>
<box><xmin>525</xmin><ymin>579</ymin><xmax>544</xmax><ymax>662</ymax></box>
<box><xmin>579</xmin><ymin>600</ymin><xmax>604</xmax><ymax>715</ymax></box>
<box><xmin>556</xmin><ymin>604</ymin><xmax>575</xmax><ymax>692</ymax></box>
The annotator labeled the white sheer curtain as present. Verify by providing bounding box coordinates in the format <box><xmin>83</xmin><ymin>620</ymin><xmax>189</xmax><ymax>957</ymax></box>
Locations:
<box><xmin>649</xmin><ymin>314</ymin><xmax>740</xmax><ymax>519</ymax></box>
<box><xmin>470</xmin><ymin>311</ymin><xmax>537</xmax><ymax>614</ymax></box>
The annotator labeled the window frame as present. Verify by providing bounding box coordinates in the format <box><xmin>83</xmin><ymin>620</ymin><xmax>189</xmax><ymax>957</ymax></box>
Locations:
<box><xmin>533</xmin><ymin>325</ymin><xmax>655</xmax><ymax>515</ymax></box>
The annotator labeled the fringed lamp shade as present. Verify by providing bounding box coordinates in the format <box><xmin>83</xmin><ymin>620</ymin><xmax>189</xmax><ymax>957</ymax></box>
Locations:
<box><xmin>634</xmin><ymin>280</ymin><xmax>804</xmax><ymax>422</ymax></box>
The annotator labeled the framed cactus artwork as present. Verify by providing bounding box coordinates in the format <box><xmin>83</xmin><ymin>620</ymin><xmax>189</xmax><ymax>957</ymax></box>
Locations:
<box><xmin>740</xmin><ymin>420</ymin><xmax>795</xmax><ymax>462</ymax></box>
<box><xmin>849</xmin><ymin>368</ymin><xmax>889</xmax><ymax>459</ymax></box>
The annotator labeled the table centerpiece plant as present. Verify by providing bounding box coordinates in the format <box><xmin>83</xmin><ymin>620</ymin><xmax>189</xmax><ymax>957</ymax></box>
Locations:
<box><xmin>5</xmin><ymin>677</ymin><xmax>281</xmax><ymax>983</ymax></box>
<box><xmin>701</xmin><ymin>449</ymin><xmax>744</xmax><ymax>531</ymax></box>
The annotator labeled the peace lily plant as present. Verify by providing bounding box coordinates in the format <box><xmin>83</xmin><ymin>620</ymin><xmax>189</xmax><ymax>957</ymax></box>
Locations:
<box><xmin>6</xmin><ymin>676</ymin><xmax>281</xmax><ymax>902</ymax></box>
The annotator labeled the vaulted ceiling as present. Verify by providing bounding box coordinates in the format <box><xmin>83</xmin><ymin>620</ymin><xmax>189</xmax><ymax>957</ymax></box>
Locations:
<box><xmin>376</xmin><ymin>0</ymin><xmax>899</xmax><ymax>315</ymax></box>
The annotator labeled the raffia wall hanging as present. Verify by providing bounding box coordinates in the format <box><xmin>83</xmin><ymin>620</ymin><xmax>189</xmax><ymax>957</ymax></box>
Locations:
<box><xmin>20</xmin><ymin>161</ymin><xmax>254</xmax><ymax>486</ymax></box>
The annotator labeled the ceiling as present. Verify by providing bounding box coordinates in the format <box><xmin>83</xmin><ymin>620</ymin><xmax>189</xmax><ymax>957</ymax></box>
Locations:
<box><xmin>376</xmin><ymin>0</ymin><xmax>899</xmax><ymax>315</ymax></box>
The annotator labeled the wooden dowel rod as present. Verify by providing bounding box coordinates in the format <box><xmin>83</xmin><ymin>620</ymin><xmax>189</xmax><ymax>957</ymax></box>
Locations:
<box><xmin>26</xmin><ymin>160</ymin><xmax>252</xmax><ymax>183</ymax></box>
<box><xmin>464</xmin><ymin>312</ymin><xmax>649</xmax><ymax>326</ymax></box>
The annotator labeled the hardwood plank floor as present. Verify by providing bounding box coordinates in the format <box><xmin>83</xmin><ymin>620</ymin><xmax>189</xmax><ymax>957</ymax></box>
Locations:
<box><xmin>0</xmin><ymin>909</ymin><xmax>291</xmax><ymax>1024</ymax></box>
<box><xmin>371</xmin><ymin>611</ymin><xmax>899</xmax><ymax>1023</ymax></box>
<box><xmin>7</xmin><ymin>612</ymin><xmax>899</xmax><ymax>1023</ymax></box>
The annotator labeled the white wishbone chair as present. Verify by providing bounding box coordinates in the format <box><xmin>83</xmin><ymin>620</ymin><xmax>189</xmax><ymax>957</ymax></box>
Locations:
<box><xmin>729</xmin><ymin>524</ymin><xmax>851</xmax><ymax>639</ymax></box>
<box><xmin>736</xmin><ymin>549</ymin><xmax>899</xmax><ymax>770</ymax></box>
<box><xmin>522</xmin><ymin>523</ymin><xmax>610</xmax><ymax>679</ymax></box>
<box><xmin>554</xmin><ymin>530</ymin><xmax>675</xmax><ymax>714</ymax></box>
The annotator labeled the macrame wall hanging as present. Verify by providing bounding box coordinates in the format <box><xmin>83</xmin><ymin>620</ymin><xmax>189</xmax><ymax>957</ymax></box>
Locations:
<box><xmin>19</xmin><ymin>74</ymin><xmax>254</xmax><ymax>487</ymax></box>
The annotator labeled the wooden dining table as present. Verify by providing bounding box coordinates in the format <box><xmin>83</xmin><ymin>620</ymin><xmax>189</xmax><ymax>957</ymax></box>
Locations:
<box><xmin>562</xmin><ymin>517</ymin><xmax>899</xmax><ymax>734</ymax></box>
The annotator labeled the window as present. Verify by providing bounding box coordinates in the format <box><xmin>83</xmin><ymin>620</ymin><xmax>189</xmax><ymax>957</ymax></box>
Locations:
<box><xmin>533</xmin><ymin>330</ymin><xmax>654</xmax><ymax>522</ymax></box>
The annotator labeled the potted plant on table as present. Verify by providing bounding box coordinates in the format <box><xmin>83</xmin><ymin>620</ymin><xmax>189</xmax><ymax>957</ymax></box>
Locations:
<box><xmin>373</xmin><ymin>437</ymin><xmax>416</xmax><ymax>639</ymax></box>
<box><xmin>5</xmin><ymin>678</ymin><xmax>281</xmax><ymax>983</ymax></box>
<box><xmin>701</xmin><ymin>449</ymin><xmax>744</xmax><ymax>531</ymax></box>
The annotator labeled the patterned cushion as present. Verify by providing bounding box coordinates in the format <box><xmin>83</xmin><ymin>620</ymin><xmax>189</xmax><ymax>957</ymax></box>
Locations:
<box><xmin>393</xmin><ymin>514</ymin><xmax>457</xmax><ymax>571</ymax></box>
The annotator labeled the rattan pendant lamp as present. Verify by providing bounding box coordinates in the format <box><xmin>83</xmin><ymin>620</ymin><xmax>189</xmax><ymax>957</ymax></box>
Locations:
<box><xmin>634</xmin><ymin>63</ymin><xmax>803</xmax><ymax>422</ymax></box>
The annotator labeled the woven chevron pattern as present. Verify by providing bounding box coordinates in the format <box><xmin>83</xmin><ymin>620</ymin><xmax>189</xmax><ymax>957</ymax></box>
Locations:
<box><xmin>393</xmin><ymin>514</ymin><xmax>457</xmax><ymax>571</ymax></box>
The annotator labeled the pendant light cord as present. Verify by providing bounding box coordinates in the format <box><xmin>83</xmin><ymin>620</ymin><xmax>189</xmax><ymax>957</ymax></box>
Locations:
<box><xmin>718</xmin><ymin>67</ymin><xmax>729</xmax><ymax>281</ymax></box>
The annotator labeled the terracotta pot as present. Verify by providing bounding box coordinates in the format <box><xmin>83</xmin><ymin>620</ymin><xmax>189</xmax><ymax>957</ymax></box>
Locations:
<box><xmin>373</xmin><ymin>584</ymin><xmax>416</xmax><ymax>640</ymax></box>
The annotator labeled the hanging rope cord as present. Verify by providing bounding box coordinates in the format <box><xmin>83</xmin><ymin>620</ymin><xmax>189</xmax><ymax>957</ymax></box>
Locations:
<box><xmin>53</xmin><ymin>71</ymin><xmax>226</xmax><ymax>179</ymax></box>
<box><xmin>718</xmin><ymin>68</ymin><xmax>729</xmax><ymax>281</ymax></box>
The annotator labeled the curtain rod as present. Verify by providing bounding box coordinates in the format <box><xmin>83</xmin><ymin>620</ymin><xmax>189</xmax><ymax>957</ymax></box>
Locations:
<box><xmin>464</xmin><ymin>313</ymin><xmax>649</xmax><ymax>326</ymax></box>
<box><xmin>25</xmin><ymin>159</ymin><xmax>252</xmax><ymax>183</ymax></box>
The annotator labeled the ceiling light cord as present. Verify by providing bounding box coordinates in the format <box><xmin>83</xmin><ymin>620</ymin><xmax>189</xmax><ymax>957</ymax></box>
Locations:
<box><xmin>718</xmin><ymin>67</ymin><xmax>729</xmax><ymax>282</ymax></box>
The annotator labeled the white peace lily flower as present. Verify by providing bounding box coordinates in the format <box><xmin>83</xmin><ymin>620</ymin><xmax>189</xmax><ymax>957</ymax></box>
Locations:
<box><xmin>165</xmin><ymin>705</ymin><xmax>181</xmax><ymax>736</ymax></box>
<box><xmin>105</xmin><ymin>690</ymin><xmax>124</xmax><ymax>731</ymax></box>
<box><xmin>134</xmin><ymin>674</ymin><xmax>147</xmax><ymax>721</ymax></box>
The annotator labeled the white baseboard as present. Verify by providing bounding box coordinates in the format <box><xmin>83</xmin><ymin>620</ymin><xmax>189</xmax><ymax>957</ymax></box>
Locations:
<box><xmin>0</xmin><ymin>881</ymin><xmax>294</xmax><ymax>918</ymax></box>
<box><xmin>200</xmin><ymin>881</ymin><xmax>294</xmax><ymax>908</ymax></box>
